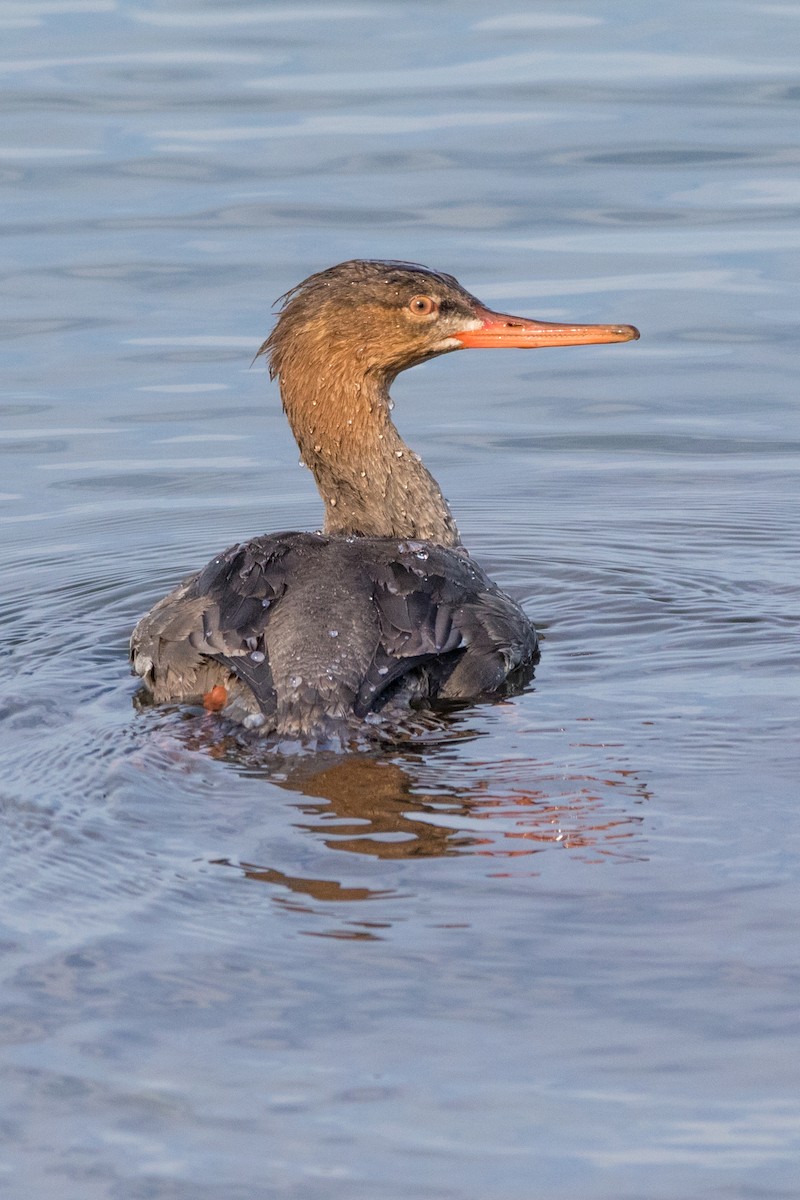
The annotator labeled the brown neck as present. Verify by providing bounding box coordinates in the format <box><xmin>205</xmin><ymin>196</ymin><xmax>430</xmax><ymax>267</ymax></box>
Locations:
<box><xmin>276</xmin><ymin>350</ymin><xmax>461</xmax><ymax>547</ymax></box>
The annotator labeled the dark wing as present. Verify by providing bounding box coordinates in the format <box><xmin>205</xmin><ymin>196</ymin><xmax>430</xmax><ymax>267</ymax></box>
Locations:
<box><xmin>355</xmin><ymin>545</ymin><xmax>538</xmax><ymax>714</ymax></box>
<box><xmin>439</xmin><ymin>586</ymin><xmax>539</xmax><ymax>700</ymax></box>
<box><xmin>130</xmin><ymin>532</ymin><xmax>311</xmax><ymax>715</ymax></box>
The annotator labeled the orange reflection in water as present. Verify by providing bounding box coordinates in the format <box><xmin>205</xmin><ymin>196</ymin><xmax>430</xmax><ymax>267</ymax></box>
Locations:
<box><xmin>214</xmin><ymin>750</ymin><xmax>650</xmax><ymax>905</ymax></box>
<box><xmin>168</xmin><ymin>710</ymin><xmax>651</xmax><ymax>905</ymax></box>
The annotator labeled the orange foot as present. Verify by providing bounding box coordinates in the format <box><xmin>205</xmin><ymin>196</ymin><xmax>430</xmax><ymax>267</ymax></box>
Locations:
<box><xmin>203</xmin><ymin>685</ymin><xmax>228</xmax><ymax>712</ymax></box>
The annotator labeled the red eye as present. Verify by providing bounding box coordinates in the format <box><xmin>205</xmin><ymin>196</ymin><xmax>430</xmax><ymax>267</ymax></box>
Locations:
<box><xmin>408</xmin><ymin>295</ymin><xmax>437</xmax><ymax>316</ymax></box>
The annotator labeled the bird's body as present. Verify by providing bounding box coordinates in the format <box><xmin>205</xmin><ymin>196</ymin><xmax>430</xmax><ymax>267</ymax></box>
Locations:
<box><xmin>131</xmin><ymin>260</ymin><xmax>638</xmax><ymax>742</ymax></box>
<box><xmin>132</xmin><ymin>530</ymin><xmax>536</xmax><ymax>740</ymax></box>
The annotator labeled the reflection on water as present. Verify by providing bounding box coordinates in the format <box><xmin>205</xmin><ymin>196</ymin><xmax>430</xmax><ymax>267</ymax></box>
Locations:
<box><xmin>279</xmin><ymin>749</ymin><xmax>648</xmax><ymax>863</ymax></box>
<box><xmin>167</xmin><ymin>722</ymin><xmax>650</xmax><ymax>903</ymax></box>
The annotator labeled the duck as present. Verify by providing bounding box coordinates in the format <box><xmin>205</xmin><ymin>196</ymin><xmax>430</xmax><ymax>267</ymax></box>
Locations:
<box><xmin>130</xmin><ymin>260</ymin><xmax>638</xmax><ymax>742</ymax></box>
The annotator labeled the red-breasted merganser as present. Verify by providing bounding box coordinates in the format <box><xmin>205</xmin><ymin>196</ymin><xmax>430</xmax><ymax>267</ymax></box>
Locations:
<box><xmin>131</xmin><ymin>260</ymin><xmax>638</xmax><ymax>740</ymax></box>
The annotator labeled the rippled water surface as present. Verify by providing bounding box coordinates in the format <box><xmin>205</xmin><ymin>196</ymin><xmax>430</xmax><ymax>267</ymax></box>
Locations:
<box><xmin>2</xmin><ymin>2</ymin><xmax>799</xmax><ymax>1197</ymax></box>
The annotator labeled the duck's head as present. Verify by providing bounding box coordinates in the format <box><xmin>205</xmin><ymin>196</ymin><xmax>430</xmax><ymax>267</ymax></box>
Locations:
<box><xmin>260</xmin><ymin>259</ymin><xmax>639</xmax><ymax>383</ymax></box>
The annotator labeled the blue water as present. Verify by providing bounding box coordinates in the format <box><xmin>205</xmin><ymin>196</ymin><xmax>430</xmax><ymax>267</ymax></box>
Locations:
<box><xmin>1</xmin><ymin>2</ymin><xmax>799</xmax><ymax>1197</ymax></box>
